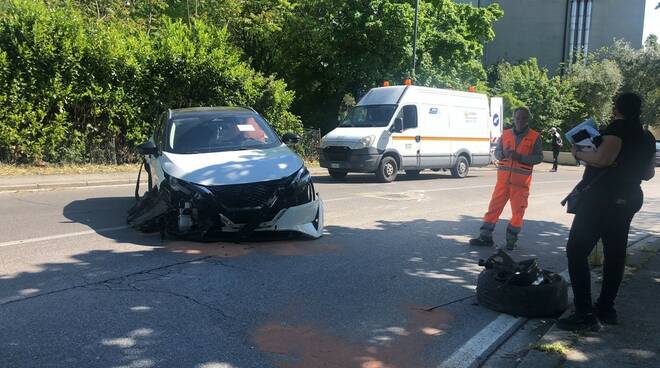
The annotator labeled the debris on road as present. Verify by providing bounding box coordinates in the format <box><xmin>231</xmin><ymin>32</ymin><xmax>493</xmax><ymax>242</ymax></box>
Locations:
<box><xmin>477</xmin><ymin>250</ymin><xmax>568</xmax><ymax>317</ymax></box>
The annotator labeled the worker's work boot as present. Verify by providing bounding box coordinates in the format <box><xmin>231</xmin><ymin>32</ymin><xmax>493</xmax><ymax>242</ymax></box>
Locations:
<box><xmin>506</xmin><ymin>238</ymin><xmax>517</xmax><ymax>251</ymax></box>
<box><xmin>469</xmin><ymin>235</ymin><xmax>494</xmax><ymax>247</ymax></box>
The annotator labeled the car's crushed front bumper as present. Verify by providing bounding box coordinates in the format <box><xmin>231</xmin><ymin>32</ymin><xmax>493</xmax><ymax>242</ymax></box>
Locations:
<box><xmin>217</xmin><ymin>198</ymin><xmax>324</xmax><ymax>238</ymax></box>
<box><xmin>127</xmin><ymin>167</ymin><xmax>324</xmax><ymax>240</ymax></box>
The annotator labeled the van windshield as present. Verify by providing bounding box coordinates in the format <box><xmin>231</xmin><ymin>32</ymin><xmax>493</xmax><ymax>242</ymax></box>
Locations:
<box><xmin>339</xmin><ymin>105</ymin><xmax>397</xmax><ymax>128</ymax></box>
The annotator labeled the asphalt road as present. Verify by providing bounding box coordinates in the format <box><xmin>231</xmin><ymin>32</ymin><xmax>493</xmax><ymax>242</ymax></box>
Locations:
<box><xmin>1</xmin><ymin>165</ymin><xmax>658</xmax><ymax>368</ymax></box>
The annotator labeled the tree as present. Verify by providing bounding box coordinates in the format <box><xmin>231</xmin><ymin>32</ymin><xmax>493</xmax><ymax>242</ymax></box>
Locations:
<box><xmin>594</xmin><ymin>38</ymin><xmax>660</xmax><ymax>127</ymax></box>
<box><xmin>266</xmin><ymin>0</ymin><xmax>502</xmax><ymax>131</ymax></box>
<box><xmin>566</xmin><ymin>59</ymin><xmax>623</xmax><ymax>126</ymax></box>
<box><xmin>489</xmin><ymin>59</ymin><xmax>583</xmax><ymax>132</ymax></box>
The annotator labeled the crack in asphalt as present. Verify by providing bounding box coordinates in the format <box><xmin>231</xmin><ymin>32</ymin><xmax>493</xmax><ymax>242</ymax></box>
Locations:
<box><xmin>0</xmin><ymin>256</ymin><xmax>215</xmax><ymax>307</ymax></box>
<box><xmin>88</xmin><ymin>284</ymin><xmax>240</xmax><ymax>322</ymax></box>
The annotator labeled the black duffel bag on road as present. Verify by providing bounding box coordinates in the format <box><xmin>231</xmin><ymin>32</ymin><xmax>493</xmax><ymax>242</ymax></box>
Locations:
<box><xmin>476</xmin><ymin>251</ymin><xmax>568</xmax><ymax>318</ymax></box>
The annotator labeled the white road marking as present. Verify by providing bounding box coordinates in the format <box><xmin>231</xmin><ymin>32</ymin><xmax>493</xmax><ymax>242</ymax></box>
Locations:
<box><xmin>0</xmin><ymin>225</ymin><xmax>130</xmax><ymax>248</ymax></box>
<box><xmin>438</xmin><ymin>314</ymin><xmax>526</xmax><ymax>368</ymax></box>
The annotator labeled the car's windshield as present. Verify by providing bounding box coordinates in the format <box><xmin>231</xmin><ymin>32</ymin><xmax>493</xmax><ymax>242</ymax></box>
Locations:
<box><xmin>165</xmin><ymin>111</ymin><xmax>280</xmax><ymax>154</ymax></box>
<box><xmin>339</xmin><ymin>105</ymin><xmax>397</xmax><ymax>128</ymax></box>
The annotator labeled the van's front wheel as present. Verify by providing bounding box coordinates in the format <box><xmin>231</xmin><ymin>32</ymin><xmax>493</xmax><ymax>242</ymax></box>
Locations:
<box><xmin>451</xmin><ymin>156</ymin><xmax>470</xmax><ymax>178</ymax></box>
<box><xmin>376</xmin><ymin>156</ymin><xmax>398</xmax><ymax>183</ymax></box>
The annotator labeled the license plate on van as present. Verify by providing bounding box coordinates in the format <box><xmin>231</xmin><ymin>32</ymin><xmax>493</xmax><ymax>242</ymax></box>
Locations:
<box><xmin>330</xmin><ymin>163</ymin><xmax>340</xmax><ymax>168</ymax></box>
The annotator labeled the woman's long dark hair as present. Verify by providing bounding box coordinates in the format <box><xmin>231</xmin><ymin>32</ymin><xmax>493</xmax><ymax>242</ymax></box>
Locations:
<box><xmin>614</xmin><ymin>92</ymin><xmax>642</xmax><ymax>124</ymax></box>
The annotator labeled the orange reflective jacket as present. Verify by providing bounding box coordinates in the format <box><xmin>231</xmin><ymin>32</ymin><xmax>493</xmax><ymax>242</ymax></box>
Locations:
<box><xmin>497</xmin><ymin>128</ymin><xmax>540</xmax><ymax>187</ymax></box>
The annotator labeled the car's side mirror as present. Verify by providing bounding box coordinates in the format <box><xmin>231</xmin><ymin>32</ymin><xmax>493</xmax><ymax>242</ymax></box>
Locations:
<box><xmin>391</xmin><ymin>118</ymin><xmax>403</xmax><ymax>133</ymax></box>
<box><xmin>138</xmin><ymin>141</ymin><xmax>158</xmax><ymax>155</ymax></box>
<box><xmin>282</xmin><ymin>132</ymin><xmax>300</xmax><ymax>145</ymax></box>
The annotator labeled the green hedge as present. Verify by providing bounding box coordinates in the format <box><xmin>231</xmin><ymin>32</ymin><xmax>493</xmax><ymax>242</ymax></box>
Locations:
<box><xmin>0</xmin><ymin>0</ymin><xmax>302</xmax><ymax>164</ymax></box>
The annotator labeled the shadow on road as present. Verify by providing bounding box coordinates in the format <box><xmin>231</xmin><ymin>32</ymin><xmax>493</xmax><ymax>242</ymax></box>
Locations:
<box><xmin>1</xmin><ymin>210</ymin><xmax>579</xmax><ymax>368</ymax></box>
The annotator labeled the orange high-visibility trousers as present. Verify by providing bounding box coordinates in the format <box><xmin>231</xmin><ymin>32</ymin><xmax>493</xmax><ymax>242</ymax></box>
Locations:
<box><xmin>481</xmin><ymin>180</ymin><xmax>530</xmax><ymax>238</ymax></box>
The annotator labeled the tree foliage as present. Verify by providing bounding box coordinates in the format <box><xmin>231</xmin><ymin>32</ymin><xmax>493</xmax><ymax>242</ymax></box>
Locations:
<box><xmin>566</xmin><ymin>59</ymin><xmax>623</xmax><ymax>125</ymax></box>
<box><xmin>593</xmin><ymin>38</ymin><xmax>660</xmax><ymax>127</ymax></box>
<box><xmin>0</xmin><ymin>0</ymin><xmax>301</xmax><ymax>163</ymax></box>
<box><xmin>489</xmin><ymin>59</ymin><xmax>582</xmax><ymax>132</ymax></box>
<box><xmin>267</xmin><ymin>0</ymin><xmax>502</xmax><ymax>131</ymax></box>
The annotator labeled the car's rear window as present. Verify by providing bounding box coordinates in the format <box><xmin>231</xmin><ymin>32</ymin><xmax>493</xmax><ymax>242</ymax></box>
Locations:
<box><xmin>165</xmin><ymin>112</ymin><xmax>281</xmax><ymax>154</ymax></box>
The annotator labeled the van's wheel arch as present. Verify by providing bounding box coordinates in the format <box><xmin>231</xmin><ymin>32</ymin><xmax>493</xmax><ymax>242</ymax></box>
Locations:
<box><xmin>451</xmin><ymin>155</ymin><xmax>470</xmax><ymax>178</ymax></box>
<box><xmin>376</xmin><ymin>155</ymin><xmax>399</xmax><ymax>183</ymax></box>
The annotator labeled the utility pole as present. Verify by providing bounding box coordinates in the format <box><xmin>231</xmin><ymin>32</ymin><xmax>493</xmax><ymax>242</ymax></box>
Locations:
<box><xmin>412</xmin><ymin>0</ymin><xmax>420</xmax><ymax>82</ymax></box>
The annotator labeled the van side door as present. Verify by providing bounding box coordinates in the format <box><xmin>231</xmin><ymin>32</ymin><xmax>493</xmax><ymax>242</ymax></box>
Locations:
<box><xmin>389</xmin><ymin>105</ymin><xmax>420</xmax><ymax>169</ymax></box>
<box><xmin>419</xmin><ymin>104</ymin><xmax>451</xmax><ymax>169</ymax></box>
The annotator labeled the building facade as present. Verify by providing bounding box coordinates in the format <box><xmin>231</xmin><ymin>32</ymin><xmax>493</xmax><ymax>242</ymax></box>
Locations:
<box><xmin>457</xmin><ymin>0</ymin><xmax>646</xmax><ymax>73</ymax></box>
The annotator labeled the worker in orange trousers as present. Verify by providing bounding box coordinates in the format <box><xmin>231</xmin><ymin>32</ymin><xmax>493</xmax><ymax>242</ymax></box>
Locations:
<box><xmin>470</xmin><ymin>107</ymin><xmax>544</xmax><ymax>250</ymax></box>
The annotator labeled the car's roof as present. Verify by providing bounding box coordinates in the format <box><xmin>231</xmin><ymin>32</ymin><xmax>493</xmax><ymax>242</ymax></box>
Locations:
<box><xmin>170</xmin><ymin>106</ymin><xmax>254</xmax><ymax>116</ymax></box>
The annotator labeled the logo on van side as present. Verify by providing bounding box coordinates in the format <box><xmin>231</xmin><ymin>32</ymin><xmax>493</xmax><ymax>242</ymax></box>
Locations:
<box><xmin>493</xmin><ymin>113</ymin><xmax>500</xmax><ymax>127</ymax></box>
<box><xmin>429</xmin><ymin>107</ymin><xmax>438</xmax><ymax>115</ymax></box>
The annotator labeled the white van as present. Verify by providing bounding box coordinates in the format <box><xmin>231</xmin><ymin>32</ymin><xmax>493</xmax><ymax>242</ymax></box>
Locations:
<box><xmin>319</xmin><ymin>86</ymin><xmax>503</xmax><ymax>182</ymax></box>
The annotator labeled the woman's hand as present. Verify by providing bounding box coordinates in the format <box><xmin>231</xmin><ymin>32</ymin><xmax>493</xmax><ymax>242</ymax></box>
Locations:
<box><xmin>574</xmin><ymin>135</ymin><xmax>622</xmax><ymax>168</ymax></box>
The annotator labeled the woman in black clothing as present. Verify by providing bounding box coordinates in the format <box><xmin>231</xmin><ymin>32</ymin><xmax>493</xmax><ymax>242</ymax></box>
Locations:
<box><xmin>557</xmin><ymin>93</ymin><xmax>656</xmax><ymax>331</ymax></box>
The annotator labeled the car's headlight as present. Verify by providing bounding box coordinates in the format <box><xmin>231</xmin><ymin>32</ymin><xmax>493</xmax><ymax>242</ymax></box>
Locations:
<box><xmin>356</xmin><ymin>135</ymin><xmax>375</xmax><ymax>149</ymax></box>
<box><xmin>290</xmin><ymin>166</ymin><xmax>311</xmax><ymax>188</ymax></box>
<box><xmin>286</xmin><ymin>166</ymin><xmax>314</xmax><ymax>204</ymax></box>
<box><xmin>166</xmin><ymin>174</ymin><xmax>212</xmax><ymax>198</ymax></box>
<box><xmin>168</xmin><ymin>175</ymin><xmax>192</xmax><ymax>195</ymax></box>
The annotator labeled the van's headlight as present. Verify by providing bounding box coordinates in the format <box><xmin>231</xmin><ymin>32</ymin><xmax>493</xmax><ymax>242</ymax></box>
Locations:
<box><xmin>356</xmin><ymin>135</ymin><xmax>375</xmax><ymax>149</ymax></box>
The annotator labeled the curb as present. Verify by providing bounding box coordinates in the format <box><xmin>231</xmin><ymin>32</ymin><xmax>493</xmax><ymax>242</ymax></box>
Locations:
<box><xmin>0</xmin><ymin>178</ymin><xmax>145</xmax><ymax>193</ymax></box>
<box><xmin>515</xmin><ymin>235</ymin><xmax>660</xmax><ymax>368</ymax></box>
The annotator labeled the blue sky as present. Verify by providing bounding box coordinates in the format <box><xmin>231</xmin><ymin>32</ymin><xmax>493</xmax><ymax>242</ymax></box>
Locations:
<box><xmin>643</xmin><ymin>0</ymin><xmax>659</xmax><ymax>41</ymax></box>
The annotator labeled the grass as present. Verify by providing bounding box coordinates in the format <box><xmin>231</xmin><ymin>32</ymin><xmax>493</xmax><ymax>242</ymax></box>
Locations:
<box><xmin>531</xmin><ymin>341</ymin><xmax>571</xmax><ymax>356</ymax></box>
<box><xmin>0</xmin><ymin>163</ymin><xmax>140</xmax><ymax>176</ymax></box>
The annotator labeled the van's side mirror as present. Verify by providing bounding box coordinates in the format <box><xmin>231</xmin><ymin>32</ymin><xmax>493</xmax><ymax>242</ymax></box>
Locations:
<box><xmin>138</xmin><ymin>141</ymin><xmax>158</xmax><ymax>155</ymax></box>
<box><xmin>391</xmin><ymin>118</ymin><xmax>403</xmax><ymax>133</ymax></box>
<box><xmin>282</xmin><ymin>132</ymin><xmax>300</xmax><ymax>145</ymax></box>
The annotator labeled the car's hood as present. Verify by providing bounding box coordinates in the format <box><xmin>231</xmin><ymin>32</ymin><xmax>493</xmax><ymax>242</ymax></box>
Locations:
<box><xmin>162</xmin><ymin>144</ymin><xmax>303</xmax><ymax>186</ymax></box>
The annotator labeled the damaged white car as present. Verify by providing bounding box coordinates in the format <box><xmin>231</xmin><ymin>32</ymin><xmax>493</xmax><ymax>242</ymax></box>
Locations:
<box><xmin>127</xmin><ymin>107</ymin><xmax>324</xmax><ymax>240</ymax></box>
